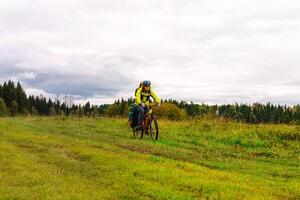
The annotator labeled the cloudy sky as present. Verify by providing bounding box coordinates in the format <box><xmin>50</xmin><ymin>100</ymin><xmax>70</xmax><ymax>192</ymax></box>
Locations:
<box><xmin>1</xmin><ymin>0</ymin><xmax>300</xmax><ymax>105</ymax></box>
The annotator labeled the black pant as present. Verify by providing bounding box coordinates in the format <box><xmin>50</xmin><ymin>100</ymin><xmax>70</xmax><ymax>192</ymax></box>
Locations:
<box><xmin>137</xmin><ymin>105</ymin><xmax>149</xmax><ymax>126</ymax></box>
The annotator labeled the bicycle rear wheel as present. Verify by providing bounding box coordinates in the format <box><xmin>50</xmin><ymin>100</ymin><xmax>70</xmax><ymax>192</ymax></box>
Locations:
<box><xmin>149</xmin><ymin>116</ymin><xmax>159</xmax><ymax>140</ymax></box>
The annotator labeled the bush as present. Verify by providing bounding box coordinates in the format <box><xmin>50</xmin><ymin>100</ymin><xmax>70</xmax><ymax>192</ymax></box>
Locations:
<box><xmin>0</xmin><ymin>98</ymin><xmax>7</xmax><ymax>117</ymax></box>
<box><xmin>31</xmin><ymin>106</ymin><xmax>39</xmax><ymax>116</ymax></box>
<box><xmin>77</xmin><ymin>106</ymin><xmax>84</xmax><ymax>118</ymax></box>
<box><xmin>106</xmin><ymin>104</ymin><xmax>120</xmax><ymax>117</ymax></box>
<box><xmin>10</xmin><ymin>100</ymin><xmax>18</xmax><ymax>116</ymax></box>
<box><xmin>22</xmin><ymin>108</ymin><xmax>30</xmax><ymax>116</ymax></box>
<box><xmin>48</xmin><ymin>106</ymin><xmax>57</xmax><ymax>116</ymax></box>
<box><xmin>154</xmin><ymin>103</ymin><xmax>187</xmax><ymax>120</ymax></box>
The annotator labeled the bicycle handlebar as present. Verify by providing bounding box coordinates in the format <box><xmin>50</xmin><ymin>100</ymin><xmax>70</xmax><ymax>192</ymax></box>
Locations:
<box><xmin>148</xmin><ymin>102</ymin><xmax>161</xmax><ymax>107</ymax></box>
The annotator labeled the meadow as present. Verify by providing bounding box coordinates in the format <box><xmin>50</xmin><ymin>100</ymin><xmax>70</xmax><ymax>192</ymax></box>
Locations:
<box><xmin>0</xmin><ymin>117</ymin><xmax>299</xmax><ymax>199</ymax></box>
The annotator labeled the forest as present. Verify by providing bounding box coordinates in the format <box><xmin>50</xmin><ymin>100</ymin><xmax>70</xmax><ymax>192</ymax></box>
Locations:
<box><xmin>0</xmin><ymin>80</ymin><xmax>299</xmax><ymax>124</ymax></box>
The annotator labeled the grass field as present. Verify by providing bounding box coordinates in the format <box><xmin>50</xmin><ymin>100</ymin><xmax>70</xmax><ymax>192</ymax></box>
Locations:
<box><xmin>0</xmin><ymin>117</ymin><xmax>299</xmax><ymax>200</ymax></box>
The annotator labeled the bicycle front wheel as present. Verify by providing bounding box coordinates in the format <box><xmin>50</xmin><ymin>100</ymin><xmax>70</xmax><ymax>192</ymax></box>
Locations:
<box><xmin>149</xmin><ymin>116</ymin><xmax>159</xmax><ymax>140</ymax></box>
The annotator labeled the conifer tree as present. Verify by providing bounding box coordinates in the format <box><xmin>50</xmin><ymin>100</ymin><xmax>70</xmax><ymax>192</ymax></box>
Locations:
<box><xmin>0</xmin><ymin>98</ymin><xmax>7</xmax><ymax>117</ymax></box>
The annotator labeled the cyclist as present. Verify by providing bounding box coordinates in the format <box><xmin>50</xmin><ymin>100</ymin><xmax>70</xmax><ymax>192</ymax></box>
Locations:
<box><xmin>135</xmin><ymin>80</ymin><xmax>161</xmax><ymax>129</ymax></box>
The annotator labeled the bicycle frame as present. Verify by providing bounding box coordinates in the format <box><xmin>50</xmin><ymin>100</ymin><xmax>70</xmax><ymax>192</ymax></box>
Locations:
<box><xmin>143</xmin><ymin>108</ymin><xmax>153</xmax><ymax>131</ymax></box>
<box><xmin>142</xmin><ymin>103</ymin><xmax>157</xmax><ymax>131</ymax></box>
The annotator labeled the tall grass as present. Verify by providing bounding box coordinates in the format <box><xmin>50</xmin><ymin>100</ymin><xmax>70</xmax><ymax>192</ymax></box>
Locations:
<box><xmin>0</xmin><ymin>117</ymin><xmax>299</xmax><ymax>199</ymax></box>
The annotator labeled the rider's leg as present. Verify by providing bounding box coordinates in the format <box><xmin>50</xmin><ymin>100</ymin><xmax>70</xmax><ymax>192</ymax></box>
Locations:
<box><xmin>137</xmin><ymin>105</ymin><xmax>145</xmax><ymax>126</ymax></box>
<box><xmin>143</xmin><ymin>107</ymin><xmax>150</xmax><ymax>134</ymax></box>
<box><xmin>144</xmin><ymin>106</ymin><xmax>149</xmax><ymax>114</ymax></box>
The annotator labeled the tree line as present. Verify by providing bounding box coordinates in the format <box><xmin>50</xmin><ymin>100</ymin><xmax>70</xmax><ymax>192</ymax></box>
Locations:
<box><xmin>0</xmin><ymin>80</ymin><xmax>109</xmax><ymax>117</ymax></box>
<box><xmin>0</xmin><ymin>80</ymin><xmax>299</xmax><ymax>124</ymax></box>
<box><xmin>162</xmin><ymin>99</ymin><xmax>300</xmax><ymax>124</ymax></box>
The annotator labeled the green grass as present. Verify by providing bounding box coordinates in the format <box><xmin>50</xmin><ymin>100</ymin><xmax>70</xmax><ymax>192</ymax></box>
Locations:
<box><xmin>0</xmin><ymin>117</ymin><xmax>299</xmax><ymax>200</ymax></box>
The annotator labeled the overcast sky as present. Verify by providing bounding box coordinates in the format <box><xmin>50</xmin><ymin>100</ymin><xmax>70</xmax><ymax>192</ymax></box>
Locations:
<box><xmin>1</xmin><ymin>0</ymin><xmax>300</xmax><ymax>105</ymax></box>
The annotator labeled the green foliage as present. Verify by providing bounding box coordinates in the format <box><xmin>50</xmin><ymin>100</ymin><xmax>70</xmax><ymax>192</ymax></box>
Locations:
<box><xmin>16</xmin><ymin>82</ymin><xmax>28</xmax><ymax>113</ymax></box>
<box><xmin>77</xmin><ymin>105</ymin><xmax>84</xmax><ymax>117</ymax></box>
<box><xmin>84</xmin><ymin>102</ymin><xmax>91</xmax><ymax>116</ymax></box>
<box><xmin>106</xmin><ymin>104</ymin><xmax>120</xmax><ymax>117</ymax></box>
<box><xmin>31</xmin><ymin>106</ymin><xmax>39</xmax><ymax>116</ymax></box>
<box><xmin>155</xmin><ymin>102</ymin><xmax>187</xmax><ymax>120</ymax></box>
<box><xmin>0</xmin><ymin>98</ymin><xmax>7</xmax><ymax>116</ymax></box>
<box><xmin>106</xmin><ymin>99</ymin><xmax>129</xmax><ymax>117</ymax></box>
<box><xmin>48</xmin><ymin>106</ymin><xmax>57</xmax><ymax>116</ymax></box>
<box><xmin>22</xmin><ymin>108</ymin><xmax>30</xmax><ymax>116</ymax></box>
<box><xmin>1</xmin><ymin>80</ymin><xmax>300</xmax><ymax>124</ymax></box>
<box><xmin>10</xmin><ymin>100</ymin><xmax>18</xmax><ymax>116</ymax></box>
<box><xmin>164</xmin><ymin>99</ymin><xmax>300</xmax><ymax>124</ymax></box>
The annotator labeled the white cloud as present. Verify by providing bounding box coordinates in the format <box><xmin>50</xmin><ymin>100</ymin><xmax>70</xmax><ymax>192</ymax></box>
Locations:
<box><xmin>0</xmin><ymin>0</ymin><xmax>300</xmax><ymax>105</ymax></box>
<box><xmin>25</xmin><ymin>87</ymin><xmax>54</xmax><ymax>99</ymax></box>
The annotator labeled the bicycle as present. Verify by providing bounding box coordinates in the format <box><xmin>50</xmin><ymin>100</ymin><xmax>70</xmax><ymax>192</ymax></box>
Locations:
<box><xmin>132</xmin><ymin>103</ymin><xmax>159</xmax><ymax>140</ymax></box>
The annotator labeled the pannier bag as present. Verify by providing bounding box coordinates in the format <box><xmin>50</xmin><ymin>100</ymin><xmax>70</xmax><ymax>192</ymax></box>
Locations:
<box><xmin>128</xmin><ymin>104</ymin><xmax>138</xmax><ymax>128</ymax></box>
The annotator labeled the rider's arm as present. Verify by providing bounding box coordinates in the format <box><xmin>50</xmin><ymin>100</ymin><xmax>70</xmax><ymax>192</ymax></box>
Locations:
<box><xmin>135</xmin><ymin>87</ymin><xmax>142</xmax><ymax>105</ymax></box>
<box><xmin>150</xmin><ymin>89</ymin><xmax>161</xmax><ymax>104</ymax></box>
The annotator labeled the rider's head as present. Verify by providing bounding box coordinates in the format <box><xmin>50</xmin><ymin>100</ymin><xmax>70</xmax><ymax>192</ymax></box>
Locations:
<box><xmin>142</xmin><ymin>80</ymin><xmax>151</xmax><ymax>91</ymax></box>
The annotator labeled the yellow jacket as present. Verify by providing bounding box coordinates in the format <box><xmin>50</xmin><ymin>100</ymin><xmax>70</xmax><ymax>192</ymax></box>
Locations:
<box><xmin>135</xmin><ymin>87</ymin><xmax>161</xmax><ymax>106</ymax></box>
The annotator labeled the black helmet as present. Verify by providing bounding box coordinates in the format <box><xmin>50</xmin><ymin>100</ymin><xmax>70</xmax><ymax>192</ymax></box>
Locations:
<box><xmin>142</xmin><ymin>80</ymin><xmax>151</xmax><ymax>86</ymax></box>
